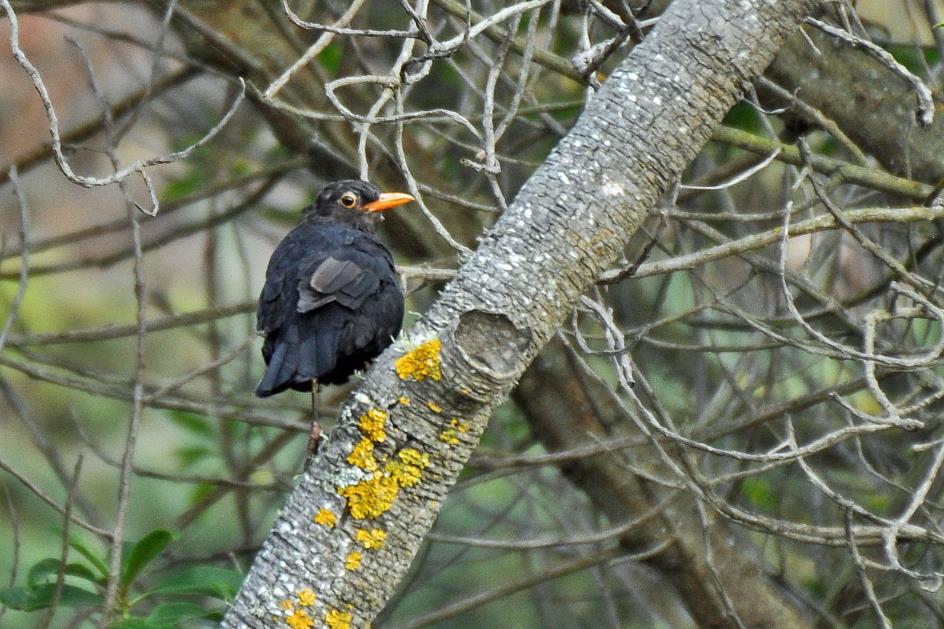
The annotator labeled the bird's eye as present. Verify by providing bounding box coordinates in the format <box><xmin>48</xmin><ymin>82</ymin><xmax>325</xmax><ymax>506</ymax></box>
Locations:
<box><xmin>339</xmin><ymin>193</ymin><xmax>357</xmax><ymax>208</ymax></box>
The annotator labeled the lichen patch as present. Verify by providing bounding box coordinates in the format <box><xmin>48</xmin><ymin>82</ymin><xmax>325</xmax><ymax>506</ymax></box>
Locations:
<box><xmin>386</xmin><ymin>448</ymin><xmax>430</xmax><ymax>488</ymax></box>
<box><xmin>285</xmin><ymin>609</ymin><xmax>313</xmax><ymax>629</ymax></box>
<box><xmin>338</xmin><ymin>472</ymin><xmax>400</xmax><ymax>519</ymax></box>
<box><xmin>325</xmin><ymin>608</ymin><xmax>352</xmax><ymax>629</ymax></box>
<box><xmin>398</xmin><ymin>448</ymin><xmax>430</xmax><ymax>468</ymax></box>
<box><xmin>338</xmin><ymin>445</ymin><xmax>432</xmax><ymax>518</ymax></box>
<box><xmin>297</xmin><ymin>588</ymin><xmax>316</xmax><ymax>607</ymax></box>
<box><xmin>440</xmin><ymin>418</ymin><xmax>470</xmax><ymax>445</ymax></box>
<box><xmin>358</xmin><ymin>408</ymin><xmax>388</xmax><ymax>442</ymax></box>
<box><xmin>394</xmin><ymin>338</ymin><xmax>442</xmax><ymax>381</ymax></box>
<box><xmin>347</xmin><ymin>438</ymin><xmax>378</xmax><ymax>471</ymax></box>
<box><xmin>314</xmin><ymin>508</ymin><xmax>336</xmax><ymax>529</ymax></box>
<box><xmin>439</xmin><ymin>428</ymin><xmax>460</xmax><ymax>445</ymax></box>
<box><xmin>344</xmin><ymin>550</ymin><xmax>362</xmax><ymax>570</ymax></box>
<box><xmin>426</xmin><ymin>400</ymin><xmax>443</xmax><ymax>413</ymax></box>
<box><xmin>356</xmin><ymin>528</ymin><xmax>386</xmax><ymax>550</ymax></box>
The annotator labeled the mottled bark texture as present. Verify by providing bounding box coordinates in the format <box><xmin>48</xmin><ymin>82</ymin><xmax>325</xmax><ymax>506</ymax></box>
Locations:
<box><xmin>514</xmin><ymin>338</ymin><xmax>811</xmax><ymax>628</ymax></box>
<box><xmin>224</xmin><ymin>0</ymin><xmax>819</xmax><ymax>626</ymax></box>
<box><xmin>768</xmin><ymin>26</ymin><xmax>944</xmax><ymax>184</ymax></box>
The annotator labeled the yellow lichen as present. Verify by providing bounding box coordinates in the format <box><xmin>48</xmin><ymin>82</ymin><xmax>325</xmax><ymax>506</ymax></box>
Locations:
<box><xmin>398</xmin><ymin>396</ymin><xmax>410</xmax><ymax>405</ymax></box>
<box><xmin>325</xmin><ymin>609</ymin><xmax>353</xmax><ymax>629</ymax></box>
<box><xmin>285</xmin><ymin>609</ymin><xmax>313</xmax><ymax>629</ymax></box>
<box><xmin>394</xmin><ymin>338</ymin><xmax>442</xmax><ymax>382</ymax></box>
<box><xmin>338</xmin><ymin>472</ymin><xmax>400</xmax><ymax>519</ymax></box>
<box><xmin>439</xmin><ymin>428</ymin><xmax>460</xmax><ymax>445</ymax></box>
<box><xmin>356</xmin><ymin>528</ymin><xmax>387</xmax><ymax>550</ymax></box>
<box><xmin>279</xmin><ymin>599</ymin><xmax>295</xmax><ymax>611</ymax></box>
<box><xmin>338</xmin><ymin>446</ymin><xmax>432</xmax><ymax>518</ymax></box>
<box><xmin>398</xmin><ymin>448</ymin><xmax>430</xmax><ymax>468</ymax></box>
<box><xmin>451</xmin><ymin>417</ymin><xmax>470</xmax><ymax>433</ymax></box>
<box><xmin>385</xmin><ymin>461</ymin><xmax>412</xmax><ymax>487</ymax></box>
<box><xmin>297</xmin><ymin>588</ymin><xmax>316</xmax><ymax>607</ymax></box>
<box><xmin>345</xmin><ymin>550</ymin><xmax>362</xmax><ymax>570</ymax></box>
<box><xmin>358</xmin><ymin>408</ymin><xmax>388</xmax><ymax>442</ymax></box>
<box><xmin>314</xmin><ymin>508</ymin><xmax>336</xmax><ymax>529</ymax></box>
<box><xmin>426</xmin><ymin>401</ymin><xmax>443</xmax><ymax>413</ymax></box>
<box><xmin>386</xmin><ymin>448</ymin><xmax>430</xmax><ymax>488</ymax></box>
<box><xmin>347</xmin><ymin>438</ymin><xmax>378</xmax><ymax>471</ymax></box>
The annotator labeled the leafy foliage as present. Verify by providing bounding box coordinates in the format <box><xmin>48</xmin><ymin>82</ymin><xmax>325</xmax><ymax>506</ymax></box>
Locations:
<box><xmin>0</xmin><ymin>530</ymin><xmax>243</xmax><ymax>626</ymax></box>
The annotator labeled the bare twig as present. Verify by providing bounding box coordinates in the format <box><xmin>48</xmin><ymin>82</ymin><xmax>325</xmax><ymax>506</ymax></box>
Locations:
<box><xmin>0</xmin><ymin>167</ymin><xmax>29</xmax><ymax>352</ymax></box>
<box><xmin>39</xmin><ymin>455</ymin><xmax>83</xmax><ymax>629</ymax></box>
<box><xmin>1</xmin><ymin>0</ymin><xmax>245</xmax><ymax>208</ymax></box>
<box><xmin>0</xmin><ymin>457</ymin><xmax>111</xmax><ymax>539</ymax></box>
<box><xmin>0</xmin><ymin>484</ymin><xmax>21</xmax><ymax>625</ymax></box>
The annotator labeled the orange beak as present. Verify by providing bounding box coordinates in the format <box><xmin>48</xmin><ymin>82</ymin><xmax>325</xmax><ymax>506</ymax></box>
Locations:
<box><xmin>362</xmin><ymin>192</ymin><xmax>415</xmax><ymax>213</ymax></box>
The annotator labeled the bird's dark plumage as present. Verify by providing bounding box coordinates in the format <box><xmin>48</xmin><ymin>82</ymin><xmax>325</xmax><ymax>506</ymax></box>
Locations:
<box><xmin>255</xmin><ymin>180</ymin><xmax>410</xmax><ymax>397</ymax></box>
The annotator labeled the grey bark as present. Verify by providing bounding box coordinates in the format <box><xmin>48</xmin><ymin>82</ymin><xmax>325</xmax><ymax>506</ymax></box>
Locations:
<box><xmin>224</xmin><ymin>0</ymin><xmax>819</xmax><ymax>626</ymax></box>
<box><xmin>768</xmin><ymin>26</ymin><xmax>944</xmax><ymax>184</ymax></box>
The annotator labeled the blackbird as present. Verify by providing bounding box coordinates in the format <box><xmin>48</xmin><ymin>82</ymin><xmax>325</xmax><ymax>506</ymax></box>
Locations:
<box><xmin>255</xmin><ymin>180</ymin><xmax>413</xmax><ymax>411</ymax></box>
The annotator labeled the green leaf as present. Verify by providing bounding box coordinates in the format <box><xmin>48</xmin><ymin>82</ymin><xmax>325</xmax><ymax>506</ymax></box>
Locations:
<box><xmin>150</xmin><ymin>566</ymin><xmax>244</xmax><ymax>601</ymax></box>
<box><xmin>318</xmin><ymin>41</ymin><xmax>343</xmax><ymax>74</ymax></box>
<box><xmin>112</xmin><ymin>602</ymin><xmax>220</xmax><ymax>629</ymax></box>
<box><xmin>110</xmin><ymin>618</ymin><xmax>160</xmax><ymax>629</ymax></box>
<box><xmin>229</xmin><ymin>160</ymin><xmax>251</xmax><ymax>178</ymax></box>
<box><xmin>28</xmin><ymin>558</ymin><xmax>64</xmax><ymax>586</ymax></box>
<box><xmin>175</xmin><ymin>445</ymin><xmax>214</xmax><ymax>469</ymax></box>
<box><xmin>28</xmin><ymin>558</ymin><xmax>100</xmax><ymax>586</ymax></box>
<box><xmin>121</xmin><ymin>530</ymin><xmax>176</xmax><ymax>590</ymax></box>
<box><xmin>161</xmin><ymin>171</ymin><xmax>204</xmax><ymax>202</ymax></box>
<box><xmin>68</xmin><ymin>536</ymin><xmax>109</xmax><ymax>578</ymax></box>
<box><xmin>722</xmin><ymin>101</ymin><xmax>762</xmax><ymax>133</ymax></box>
<box><xmin>0</xmin><ymin>583</ymin><xmax>101</xmax><ymax>611</ymax></box>
<box><xmin>166</xmin><ymin>411</ymin><xmax>214</xmax><ymax>439</ymax></box>
<box><xmin>187</xmin><ymin>481</ymin><xmax>215</xmax><ymax>506</ymax></box>
<box><xmin>148</xmin><ymin>602</ymin><xmax>219</xmax><ymax>624</ymax></box>
<box><xmin>741</xmin><ymin>477</ymin><xmax>777</xmax><ymax>510</ymax></box>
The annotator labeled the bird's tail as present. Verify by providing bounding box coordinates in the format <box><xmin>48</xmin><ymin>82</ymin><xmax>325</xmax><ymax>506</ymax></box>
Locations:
<box><xmin>256</xmin><ymin>334</ymin><xmax>335</xmax><ymax>396</ymax></box>
<box><xmin>255</xmin><ymin>342</ymin><xmax>290</xmax><ymax>397</ymax></box>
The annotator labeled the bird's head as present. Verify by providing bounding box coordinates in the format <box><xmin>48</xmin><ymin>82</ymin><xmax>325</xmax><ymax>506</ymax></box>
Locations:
<box><xmin>308</xmin><ymin>180</ymin><xmax>414</xmax><ymax>229</ymax></box>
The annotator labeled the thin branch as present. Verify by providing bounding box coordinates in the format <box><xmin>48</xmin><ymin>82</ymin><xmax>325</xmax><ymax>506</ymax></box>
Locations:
<box><xmin>1</xmin><ymin>0</ymin><xmax>245</xmax><ymax>208</ymax></box>
<box><xmin>0</xmin><ymin>167</ymin><xmax>29</xmax><ymax>352</ymax></box>
<box><xmin>0</xmin><ymin>484</ymin><xmax>21</xmax><ymax>625</ymax></box>
<box><xmin>392</xmin><ymin>546</ymin><xmax>623</xmax><ymax>629</ymax></box>
<box><xmin>0</xmin><ymin>66</ymin><xmax>199</xmax><ymax>186</ymax></box>
<box><xmin>711</xmin><ymin>125</ymin><xmax>933</xmax><ymax>199</ymax></box>
<box><xmin>624</xmin><ymin>205</ymin><xmax>944</xmax><ymax>280</ymax></box>
<box><xmin>39</xmin><ymin>455</ymin><xmax>83</xmax><ymax>629</ymax></box>
<box><xmin>0</xmin><ymin>457</ymin><xmax>112</xmax><ymax>539</ymax></box>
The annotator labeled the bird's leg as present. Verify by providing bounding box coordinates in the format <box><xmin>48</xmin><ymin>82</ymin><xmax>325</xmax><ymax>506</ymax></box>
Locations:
<box><xmin>305</xmin><ymin>380</ymin><xmax>321</xmax><ymax>470</ymax></box>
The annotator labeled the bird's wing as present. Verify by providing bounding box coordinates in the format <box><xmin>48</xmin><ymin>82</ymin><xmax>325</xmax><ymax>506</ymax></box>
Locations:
<box><xmin>296</xmin><ymin>252</ymin><xmax>383</xmax><ymax>313</ymax></box>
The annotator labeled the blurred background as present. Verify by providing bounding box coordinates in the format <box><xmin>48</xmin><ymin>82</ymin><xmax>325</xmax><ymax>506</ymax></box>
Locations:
<box><xmin>3</xmin><ymin>0</ymin><xmax>944</xmax><ymax>627</ymax></box>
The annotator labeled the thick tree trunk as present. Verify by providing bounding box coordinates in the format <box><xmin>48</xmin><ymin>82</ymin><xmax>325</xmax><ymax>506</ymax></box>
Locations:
<box><xmin>768</xmin><ymin>26</ymin><xmax>944</xmax><ymax>184</ymax></box>
<box><xmin>514</xmin><ymin>338</ymin><xmax>812</xmax><ymax>628</ymax></box>
<box><xmin>224</xmin><ymin>0</ymin><xmax>819</xmax><ymax>626</ymax></box>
